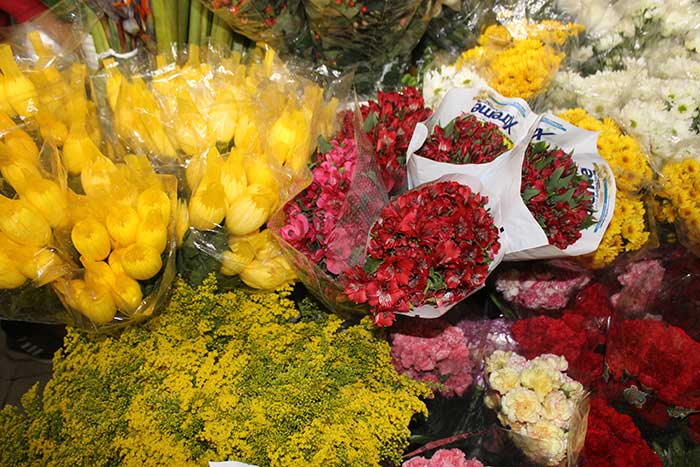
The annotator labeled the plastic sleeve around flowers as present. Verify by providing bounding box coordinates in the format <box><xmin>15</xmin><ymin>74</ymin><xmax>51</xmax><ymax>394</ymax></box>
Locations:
<box><xmin>267</xmin><ymin>102</ymin><xmax>387</xmax><ymax>317</ymax></box>
<box><xmin>202</xmin><ymin>0</ymin><xmax>309</xmax><ymax>56</ymax></box>
<box><xmin>303</xmin><ymin>0</ymin><xmax>441</xmax><ymax>93</ymax></box>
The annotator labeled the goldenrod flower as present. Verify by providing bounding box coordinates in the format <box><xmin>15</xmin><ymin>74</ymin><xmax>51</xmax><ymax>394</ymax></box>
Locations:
<box><xmin>21</xmin><ymin>177</ymin><xmax>68</xmax><ymax>228</ymax></box>
<box><xmin>225</xmin><ymin>191</ymin><xmax>270</xmax><ymax>237</ymax></box>
<box><xmin>106</xmin><ymin>205</ymin><xmax>140</xmax><ymax>247</ymax></box>
<box><xmin>111</xmin><ymin>273</ymin><xmax>143</xmax><ymax>314</ymax></box>
<box><xmin>188</xmin><ymin>180</ymin><xmax>227</xmax><ymax>230</ymax></box>
<box><xmin>0</xmin><ymin>197</ymin><xmax>51</xmax><ymax>247</ymax></box>
<box><xmin>120</xmin><ymin>243</ymin><xmax>163</xmax><ymax>281</ymax></box>
<box><xmin>0</xmin><ymin>249</ymin><xmax>27</xmax><ymax>289</ymax></box>
<box><xmin>137</xmin><ymin>211</ymin><xmax>168</xmax><ymax>253</ymax></box>
<box><xmin>71</xmin><ymin>218</ymin><xmax>112</xmax><ymax>261</ymax></box>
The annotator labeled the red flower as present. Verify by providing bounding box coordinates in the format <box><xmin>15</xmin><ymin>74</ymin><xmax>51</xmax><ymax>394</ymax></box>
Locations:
<box><xmin>582</xmin><ymin>398</ymin><xmax>663</xmax><ymax>467</ymax></box>
<box><xmin>417</xmin><ymin>113</ymin><xmax>509</xmax><ymax>164</ymax></box>
<box><xmin>344</xmin><ymin>181</ymin><xmax>500</xmax><ymax>326</ymax></box>
<box><xmin>521</xmin><ymin>141</ymin><xmax>595</xmax><ymax>250</ymax></box>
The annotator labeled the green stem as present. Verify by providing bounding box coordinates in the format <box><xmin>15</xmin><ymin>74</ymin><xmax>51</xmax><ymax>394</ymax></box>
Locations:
<box><xmin>177</xmin><ymin>0</ymin><xmax>190</xmax><ymax>48</ymax></box>
<box><xmin>199</xmin><ymin>9</ymin><xmax>212</xmax><ymax>46</ymax></box>
<box><xmin>188</xmin><ymin>0</ymin><xmax>203</xmax><ymax>46</ymax></box>
<box><xmin>86</xmin><ymin>9</ymin><xmax>109</xmax><ymax>54</ymax></box>
<box><xmin>209</xmin><ymin>15</ymin><xmax>232</xmax><ymax>49</ymax></box>
<box><xmin>152</xmin><ymin>0</ymin><xmax>176</xmax><ymax>56</ymax></box>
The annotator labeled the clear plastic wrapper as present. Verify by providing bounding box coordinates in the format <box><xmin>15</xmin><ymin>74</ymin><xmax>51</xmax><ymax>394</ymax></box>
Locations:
<box><xmin>303</xmin><ymin>0</ymin><xmax>440</xmax><ymax>93</ymax></box>
<box><xmin>604</xmin><ymin>247</ymin><xmax>700</xmax><ymax>411</ymax></box>
<box><xmin>201</xmin><ymin>0</ymin><xmax>310</xmax><ymax>56</ymax></box>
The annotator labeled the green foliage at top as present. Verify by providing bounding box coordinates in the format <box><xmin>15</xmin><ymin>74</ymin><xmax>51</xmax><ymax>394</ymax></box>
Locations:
<box><xmin>0</xmin><ymin>276</ymin><xmax>429</xmax><ymax>467</ymax></box>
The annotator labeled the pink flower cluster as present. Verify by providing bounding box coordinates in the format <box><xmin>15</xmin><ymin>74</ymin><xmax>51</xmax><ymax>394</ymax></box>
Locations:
<box><xmin>493</xmin><ymin>266</ymin><xmax>591</xmax><ymax>311</ymax></box>
<box><xmin>280</xmin><ymin>138</ymin><xmax>357</xmax><ymax>274</ymax></box>
<box><xmin>610</xmin><ymin>259</ymin><xmax>665</xmax><ymax>314</ymax></box>
<box><xmin>390</xmin><ymin>319</ymin><xmax>474</xmax><ymax>397</ymax></box>
<box><xmin>403</xmin><ymin>449</ymin><xmax>487</xmax><ymax>467</ymax></box>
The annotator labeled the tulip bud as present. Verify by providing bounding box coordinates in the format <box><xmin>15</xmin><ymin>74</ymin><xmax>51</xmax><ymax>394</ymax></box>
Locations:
<box><xmin>0</xmin><ymin>249</ymin><xmax>27</xmax><ymax>289</ymax></box>
<box><xmin>268</xmin><ymin>109</ymin><xmax>309</xmax><ymax>167</ymax></box>
<box><xmin>240</xmin><ymin>257</ymin><xmax>295</xmax><ymax>290</ymax></box>
<box><xmin>108</xmin><ymin>248</ymin><xmax>127</xmax><ymax>275</ymax></box>
<box><xmin>234</xmin><ymin>113</ymin><xmax>261</xmax><ymax>153</ymax></box>
<box><xmin>220</xmin><ymin>239</ymin><xmax>255</xmax><ymax>276</ymax></box>
<box><xmin>71</xmin><ymin>218</ymin><xmax>111</xmax><ymax>261</ymax></box>
<box><xmin>82</xmin><ymin>258</ymin><xmax>117</xmax><ymax>292</ymax></box>
<box><xmin>137</xmin><ymin>211</ymin><xmax>168</xmax><ymax>253</ymax></box>
<box><xmin>137</xmin><ymin>186</ymin><xmax>171</xmax><ymax>224</ymax></box>
<box><xmin>247</xmin><ymin>183</ymin><xmax>280</xmax><ymax>213</ymax></box>
<box><xmin>0</xmin><ymin>45</ymin><xmax>38</xmax><ymax>118</ymax></box>
<box><xmin>120</xmin><ymin>243</ymin><xmax>163</xmax><ymax>280</ymax></box>
<box><xmin>244</xmin><ymin>157</ymin><xmax>279</xmax><ymax>192</ymax></box>
<box><xmin>123</xmin><ymin>154</ymin><xmax>154</xmax><ymax>175</ymax></box>
<box><xmin>19</xmin><ymin>247</ymin><xmax>64</xmax><ymax>284</ymax></box>
<box><xmin>106</xmin><ymin>205</ymin><xmax>140</xmax><ymax>246</ymax></box>
<box><xmin>188</xmin><ymin>180</ymin><xmax>227</xmax><ymax>230</ymax></box>
<box><xmin>0</xmin><ymin>157</ymin><xmax>41</xmax><ymax>194</ymax></box>
<box><xmin>220</xmin><ymin>149</ymin><xmax>248</xmax><ymax>202</ymax></box>
<box><xmin>81</xmin><ymin>155</ymin><xmax>117</xmax><ymax>198</ymax></box>
<box><xmin>111</xmin><ymin>273</ymin><xmax>143</xmax><ymax>314</ymax></box>
<box><xmin>21</xmin><ymin>177</ymin><xmax>68</xmax><ymax>228</ymax></box>
<box><xmin>208</xmin><ymin>94</ymin><xmax>237</xmax><ymax>143</ymax></box>
<box><xmin>225</xmin><ymin>190</ymin><xmax>271</xmax><ymax>237</ymax></box>
<box><xmin>62</xmin><ymin>124</ymin><xmax>100</xmax><ymax>175</ymax></box>
<box><xmin>72</xmin><ymin>280</ymin><xmax>117</xmax><ymax>324</ymax></box>
<box><xmin>0</xmin><ymin>198</ymin><xmax>51</xmax><ymax>247</ymax></box>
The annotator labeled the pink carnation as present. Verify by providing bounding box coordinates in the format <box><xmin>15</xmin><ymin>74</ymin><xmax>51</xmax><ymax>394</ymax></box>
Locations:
<box><xmin>611</xmin><ymin>259</ymin><xmax>665</xmax><ymax>314</ymax></box>
<box><xmin>402</xmin><ymin>449</ymin><xmax>487</xmax><ymax>467</ymax></box>
<box><xmin>390</xmin><ymin>319</ymin><xmax>474</xmax><ymax>397</ymax></box>
<box><xmin>494</xmin><ymin>266</ymin><xmax>591</xmax><ymax>311</ymax></box>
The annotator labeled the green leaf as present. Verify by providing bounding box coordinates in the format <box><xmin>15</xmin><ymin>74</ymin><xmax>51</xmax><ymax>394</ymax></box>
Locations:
<box><xmin>443</xmin><ymin>118</ymin><xmax>457</xmax><ymax>138</ymax></box>
<box><xmin>363</xmin><ymin>257</ymin><xmax>383</xmax><ymax>275</ymax></box>
<box><xmin>522</xmin><ymin>187</ymin><xmax>540</xmax><ymax>202</ymax></box>
<box><xmin>363</xmin><ymin>111</ymin><xmax>379</xmax><ymax>133</ymax></box>
<box><xmin>318</xmin><ymin>135</ymin><xmax>333</xmax><ymax>154</ymax></box>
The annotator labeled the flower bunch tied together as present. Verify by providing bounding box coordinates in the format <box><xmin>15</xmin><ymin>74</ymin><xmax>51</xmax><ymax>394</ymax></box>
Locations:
<box><xmin>416</xmin><ymin>113</ymin><xmax>511</xmax><ymax>164</ymax></box>
<box><xmin>339</xmin><ymin>87</ymin><xmax>432</xmax><ymax>193</ymax></box>
<box><xmin>484</xmin><ymin>351</ymin><xmax>587</xmax><ymax>466</ymax></box>
<box><xmin>344</xmin><ymin>181</ymin><xmax>501</xmax><ymax>326</ymax></box>
<box><xmin>522</xmin><ymin>141</ymin><xmax>595</xmax><ymax>250</ymax></box>
<box><xmin>279</xmin><ymin>136</ymin><xmax>357</xmax><ymax>275</ymax></box>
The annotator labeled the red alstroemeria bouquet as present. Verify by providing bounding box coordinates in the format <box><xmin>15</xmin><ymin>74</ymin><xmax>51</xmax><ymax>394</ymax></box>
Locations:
<box><xmin>344</xmin><ymin>180</ymin><xmax>501</xmax><ymax>326</ymax></box>
<box><xmin>416</xmin><ymin>112</ymin><xmax>511</xmax><ymax>164</ymax></box>
<box><xmin>339</xmin><ymin>87</ymin><xmax>432</xmax><ymax>193</ymax></box>
<box><xmin>521</xmin><ymin>141</ymin><xmax>595</xmax><ymax>250</ymax></box>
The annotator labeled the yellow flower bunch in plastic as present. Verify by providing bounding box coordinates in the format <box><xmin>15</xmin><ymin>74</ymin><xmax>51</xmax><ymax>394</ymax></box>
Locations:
<box><xmin>559</xmin><ymin>108</ymin><xmax>652</xmax><ymax>268</ymax></box>
<box><xmin>455</xmin><ymin>22</ymin><xmax>582</xmax><ymax>100</ymax></box>
<box><xmin>657</xmin><ymin>159</ymin><xmax>700</xmax><ymax>248</ymax></box>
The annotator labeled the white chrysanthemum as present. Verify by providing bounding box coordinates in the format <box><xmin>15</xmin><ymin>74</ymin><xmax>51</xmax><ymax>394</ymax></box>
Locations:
<box><xmin>422</xmin><ymin>64</ymin><xmax>487</xmax><ymax>110</ymax></box>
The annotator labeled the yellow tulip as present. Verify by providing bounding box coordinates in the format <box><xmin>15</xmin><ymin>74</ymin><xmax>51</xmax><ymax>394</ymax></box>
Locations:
<box><xmin>219</xmin><ymin>239</ymin><xmax>256</xmax><ymax>276</ymax></box>
<box><xmin>185</xmin><ymin>151</ymin><xmax>206</xmax><ymax>192</ymax></box>
<box><xmin>82</xmin><ymin>258</ymin><xmax>117</xmax><ymax>291</ymax></box>
<box><xmin>188</xmin><ymin>180</ymin><xmax>227</xmax><ymax>230</ymax></box>
<box><xmin>71</xmin><ymin>218</ymin><xmax>111</xmax><ymax>261</ymax></box>
<box><xmin>240</xmin><ymin>257</ymin><xmax>295</xmax><ymax>290</ymax></box>
<box><xmin>267</xmin><ymin>108</ymin><xmax>309</xmax><ymax>167</ymax></box>
<box><xmin>71</xmin><ymin>280</ymin><xmax>117</xmax><ymax>325</ymax></box>
<box><xmin>0</xmin><ymin>249</ymin><xmax>27</xmax><ymax>289</ymax></box>
<box><xmin>0</xmin><ymin>156</ymin><xmax>42</xmax><ymax>194</ymax></box>
<box><xmin>246</xmin><ymin>183</ymin><xmax>280</xmax><ymax>213</ymax></box>
<box><xmin>102</xmin><ymin>58</ymin><xmax>123</xmax><ymax>110</ymax></box>
<box><xmin>18</xmin><ymin>247</ymin><xmax>64</xmax><ymax>284</ymax></box>
<box><xmin>0</xmin><ymin>197</ymin><xmax>51</xmax><ymax>247</ymax></box>
<box><xmin>137</xmin><ymin>185</ymin><xmax>171</xmax><ymax>224</ymax></box>
<box><xmin>81</xmin><ymin>155</ymin><xmax>117</xmax><ymax>197</ymax></box>
<box><xmin>225</xmin><ymin>190</ymin><xmax>271</xmax><ymax>237</ymax></box>
<box><xmin>108</xmin><ymin>248</ymin><xmax>127</xmax><ymax>276</ymax></box>
<box><xmin>244</xmin><ymin>157</ymin><xmax>279</xmax><ymax>191</ymax></box>
<box><xmin>111</xmin><ymin>273</ymin><xmax>143</xmax><ymax>314</ymax></box>
<box><xmin>137</xmin><ymin>211</ymin><xmax>168</xmax><ymax>253</ymax></box>
<box><xmin>220</xmin><ymin>149</ymin><xmax>248</xmax><ymax>202</ymax></box>
<box><xmin>174</xmin><ymin>199</ymin><xmax>190</xmax><ymax>247</ymax></box>
<box><xmin>0</xmin><ymin>44</ymin><xmax>38</xmax><ymax>118</ymax></box>
<box><xmin>62</xmin><ymin>122</ymin><xmax>100</xmax><ymax>175</ymax></box>
<box><xmin>0</xmin><ymin>113</ymin><xmax>39</xmax><ymax>163</ymax></box>
<box><xmin>123</xmin><ymin>154</ymin><xmax>154</xmax><ymax>175</ymax></box>
<box><xmin>234</xmin><ymin>112</ymin><xmax>261</xmax><ymax>153</ymax></box>
<box><xmin>35</xmin><ymin>109</ymin><xmax>68</xmax><ymax>146</ymax></box>
<box><xmin>0</xmin><ymin>73</ymin><xmax>15</xmax><ymax>118</ymax></box>
<box><xmin>208</xmin><ymin>93</ymin><xmax>237</xmax><ymax>143</ymax></box>
<box><xmin>21</xmin><ymin>177</ymin><xmax>68</xmax><ymax>227</ymax></box>
<box><xmin>106</xmin><ymin>205</ymin><xmax>140</xmax><ymax>246</ymax></box>
<box><xmin>174</xmin><ymin>91</ymin><xmax>216</xmax><ymax>156</ymax></box>
<box><xmin>120</xmin><ymin>243</ymin><xmax>163</xmax><ymax>280</ymax></box>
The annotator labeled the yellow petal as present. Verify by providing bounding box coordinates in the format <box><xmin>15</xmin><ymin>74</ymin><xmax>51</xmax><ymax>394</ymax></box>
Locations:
<box><xmin>220</xmin><ymin>239</ymin><xmax>256</xmax><ymax>276</ymax></box>
<box><xmin>137</xmin><ymin>185</ymin><xmax>171</xmax><ymax>224</ymax></box>
<box><xmin>0</xmin><ymin>198</ymin><xmax>51</xmax><ymax>247</ymax></box>
<box><xmin>21</xmin><ymin>177</ymin><xmax>68</xmax><ymax>228</ymax></box>
<box><xmin>71</xmin><ymin>218</ymin><xmax>111</xmax><ymax>261</ymax></box>
<box><xmin>137</xmin><ymin>211</ymin><xmax>168</xmax><ymax>253</ymax></box>
<box><xmin>225</xmin><ymin>192</ymin><xmax>270</xmax><ymax>236</ymax></box>
<box><xmin>106</xmin><ymin>205</ymin><xmax>140</xmax><ymax>246</ymax></box>
<box><xmin>111</xmin><ymin>273</ymin><xmax>143</xmax><ymax>314</ymax></box>
<box><xmin>120</xmin><ymin>243</ymin><xmax>163</xmax><ymax>280</ymax></box>
<box><xmin>188</xmin><ymin>180</ymin><xmax>227</xmax><ymax>230</ymax></box>
<box><xmin>0</xmin><ymin>249</ymin><xmax>27</xmax><ymax>289</ymax></box>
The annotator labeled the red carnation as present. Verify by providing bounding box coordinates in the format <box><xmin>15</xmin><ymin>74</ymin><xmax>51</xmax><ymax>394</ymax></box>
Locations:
<box><xmin>582</xmin><ymin>398</ymin><xmax>663</xmax><ymax>467</ymax></box>
<box><xmin>521</xmin><ymin>141</ymin><xmax>595</xmax><ymax>250</ymax></box>
<box><xmin>344</xmin><ymin>181</ymin><xmax>501</xmax><ymax>326</ymax></box>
